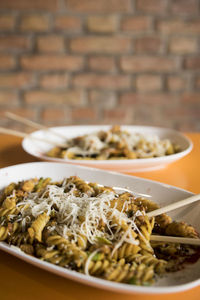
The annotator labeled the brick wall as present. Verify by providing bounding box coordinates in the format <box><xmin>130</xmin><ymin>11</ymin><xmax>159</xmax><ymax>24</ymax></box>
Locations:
<box><xmin>0</xmin><ymin>0</ymin><xmax>200</xmax><ymax>132</ymax></box>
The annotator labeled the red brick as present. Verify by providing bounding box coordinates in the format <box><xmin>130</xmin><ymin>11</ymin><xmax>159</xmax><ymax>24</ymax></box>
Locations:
<box><xmin>184</xmin><ymin>58</ymin><xmax>200</xmax><ymax>70</ymax></box>
<box><xmin>40</xmin><ymin>74</ymin><xmax>69</xmax><ymax>89</ymax></box>
<box><xmin>170</xmin><ymin>0</ymin><xmax>198</xmax><ymax>15</ymax></box>
<box><xmin>71</xmin><ymin>108</ymin><xmax>97</xmax><ymax>122</ymax></box>
<box><xmin>42</xmin><ymin>109</ymin><xmax>65</xmax><ymax>122</ymax></box>
<box><xmin>181</xmin><ymin>93</ymin><xmax>200</xmax><ymax>103</ymax></box>
<box><xmin>136</xmin><ymin>0</ymin><xmax>167</xmax><ymax>13</ymax></box>
<box><xmin>119</xmin><ymin>92</ymin><xmax>177</xmax><ymax>105</ymax></box>
<box><xmin>133</xmin><ymin>106</ymin><xmax>161</xmax><ymax>126</ymax></box>
<box><xmin>119</xmin><ymin>93</ymin><xmax>140</xmax><ymax>105</ymax></box>
<box><xmin>160</xmin><ymin>105</ymin><xmax>200</xmax><ymax>131</ymax></box>
<box><xmin>70</xmin><ymin>37</ymin><xmax>131</xmax><ymax>54</ymax></box>
<box><xmin>0</xmin><ymin>0</ymin><xmax>58</xmax><ymax>11</ymax></box>
<box><xmin>103</xmin><ymin>108</ymin><xmax>132</xmax><ymax>123</ymax></box>
<box><xmin>87</xmin><ymin>16</ymin><xmax>117</xmax><ymax>33</ymax></box>
<box><xmin>195</xmin><ymin>77</ymin><xmax>200</xmax><ymax>89</ymax></box>
<box><xmin>0</xmin><ymin>54</ymin><xmax>16</xmax><ymax>70</ymax></box>
<box><xmin>21</xmin><ymin>55</ymin><xmax>84</xmax><ymax>71</ymax></box>
<box><xmin>24</xmin><ymin>90</ymin><xmax>82</xmax><ymax>105</ymax></box>
<box><xmin>0</xmin><ymin>15</ymin><xmax>15</xmax><ymax>30</ymax></box>
<box><xmin>88</xmin><ymin>90</ymin><xmax>117</xmax><ymax>108</ymax></box>
<box><xmin>135</xmin><ymin>37</ymin><xmax>162</xmax><ymax>53</ymax></box>
<box><xmin>0</xmin><ymin>91</ymin><xmax>18</xmax><ymax>104</ymax></box>
<box><xmin>121</xmin><ymin>56</ymin><xmax>178</xmax><ymax>73</ymax></box>
<box><xmin>0</xmin><ymin>72</ymin><xmax>33</xmax><ymax>88</ymax></box>
<box><xmin>167</xmin><ymin>76</ymin><xmax>187</xmax><ymax>92</ymax></box>
<box><xmin>169</xmin><ymin>37</ymin><xmax>198</xmax><ymax>54</ymax></box>
<box><xmin>88</xmin><ymin>56</ymin><xmax>115</xmax><ymax>72</ymax></box>
<box><xmin>164</xmin><ymin>106</ymin><xmax>195</xmax><ymax>118</ymax></box>
<box><xmin>72</xmin><ymin>74</ymin><xmax>131</xmax><ymax>90</ymax></box>
<box><xmin>54</xmin><ymin>16</ymin><xmax>81</xmax><ymax>31</ymax></box>
<box><xmin>37</xmin><ymin>36</ymin><xmax>65</xmax><ymax>53</ymax></box>
<box><xmin>0</xmin><ymin>36</ymin><xmax>30</xmax><ymax>51</ymax></box>
<box><xmin>136</xmin><ymin>75</ymin><xmax>162</xmax><ymax>92</ymax></box>
<box><xmin>19</xmin><ymin>15</ymin><xmax>50</xmax><ymax>32</ymax></box>
<box><xmin>175</xmin><ymin>121</ymin><xmax>200</xmax><ymax>132</ymax></box>
<box><xmin>157</xmin><ymin>19</ymin><xmax>200</xmax><ymax>35</ymax></box>
<box><xmin>66</xmin><ymin>0</ymin><xmax>132</xmax><ymax>13</ymax></box>
<box><xmin>121</xmin><ymin>16</ymin><xmax>152</xmax><ymax>32</ymax></box>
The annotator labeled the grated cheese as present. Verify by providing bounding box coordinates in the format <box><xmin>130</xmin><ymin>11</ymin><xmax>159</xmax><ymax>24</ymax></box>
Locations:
<box><xmin>63</xmin><ymin>130</ymin><xmax>174</xmax><ymax>158</ymax></box>
<box><xmin>16</xmin><ymin>182</ymin><xmax>141</xmax><ymax>248</ymax></box>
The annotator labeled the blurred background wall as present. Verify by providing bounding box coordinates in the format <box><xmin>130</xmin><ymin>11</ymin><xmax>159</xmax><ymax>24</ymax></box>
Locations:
<box><xmin>0</xmin><ymin>0</ymin><xmax>199</xmax><ymax>132</ymax></box>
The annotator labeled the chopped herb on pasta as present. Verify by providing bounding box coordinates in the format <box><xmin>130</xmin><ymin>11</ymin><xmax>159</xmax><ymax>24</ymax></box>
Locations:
<box><xmin>0</xmin><ymin>176</ymin><xmax>199</xmax><ymax>286</ymax></box>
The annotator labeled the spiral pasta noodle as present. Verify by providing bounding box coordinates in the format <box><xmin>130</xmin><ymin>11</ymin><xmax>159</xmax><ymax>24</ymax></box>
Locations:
<box><xmin>137</xmin><ymin>216</ymin><xmax>154</xmax><ymax>255</ymax></box>
<box><xmin>28</xmin><ymin>212</ymin><xmax>50</xmax><ymax>242</ymax></box>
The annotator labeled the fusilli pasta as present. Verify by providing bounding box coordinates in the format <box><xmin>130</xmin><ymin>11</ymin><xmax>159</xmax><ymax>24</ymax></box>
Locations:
<box><xmin>46</xmin><ymin>126</ymin><xmax>181</xmax><ymax>160</ymax></box>
<box><xmin>0</xmin><ymin>176</ymin><xmax>199</xmax><ymax>286</ymax></box>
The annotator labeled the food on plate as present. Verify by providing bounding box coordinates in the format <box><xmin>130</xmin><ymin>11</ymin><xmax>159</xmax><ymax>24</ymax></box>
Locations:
<box><xmin>46</xmin><ymin>125</ymin><xmax>181</xmax><ymax>160</ymax></box>
<box><xmin>0</xmin><ymin>176</ymin><xmax>198</xmax><ymax>286</ymax></box>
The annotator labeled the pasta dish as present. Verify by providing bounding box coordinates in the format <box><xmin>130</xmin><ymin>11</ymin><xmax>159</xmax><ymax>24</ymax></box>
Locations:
<box><xmin>46</xmin><ymin>126</ymin><xmax>181</xmax><ymax>160</ymax></box>
<box><xmin>0</xmin><ymin>176</ymin><xmax>198</xmax><ymax>286</ymax></box>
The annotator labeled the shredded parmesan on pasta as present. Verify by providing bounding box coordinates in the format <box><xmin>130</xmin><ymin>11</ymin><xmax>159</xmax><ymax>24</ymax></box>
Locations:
<box><xmin>16</xmin><ymin>183</ymin><xmax>140</xmax><ymax>247</ymax></box>
<box><xmin>64</xmin><ymin>130</ymin><xmax>174</xmax><ymax>158</ymax></box>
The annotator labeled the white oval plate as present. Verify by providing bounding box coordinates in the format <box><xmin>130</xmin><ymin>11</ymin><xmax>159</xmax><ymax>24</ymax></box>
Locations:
<box><xmin>22</xmin><ymin>125</ymin><xmax>193</xmax><ymax>173</ymax></box>
<box><xmin>0</xmin><ymin>162</ymin><xmax>199</xmax><ymax>294</ymax></box>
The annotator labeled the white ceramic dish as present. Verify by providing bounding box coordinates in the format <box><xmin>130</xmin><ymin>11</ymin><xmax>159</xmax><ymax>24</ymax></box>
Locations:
<box><xmin>22</xmin><ymin>125</ymin><xmax>193</xmax><ymax>173</ymax></box>
<box><xmin>0</xmin><ymin>162</ymin><xmax>199</xmax><ymax>294</ymax></box>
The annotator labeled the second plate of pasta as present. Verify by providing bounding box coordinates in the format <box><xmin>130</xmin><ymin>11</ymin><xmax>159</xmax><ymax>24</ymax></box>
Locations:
<box><xmin>22</xmin><ymin>125</ymin><xmax>192</xmax><ymax>172</ymax></box>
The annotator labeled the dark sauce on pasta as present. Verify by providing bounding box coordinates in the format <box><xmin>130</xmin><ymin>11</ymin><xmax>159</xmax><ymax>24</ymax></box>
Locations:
<box><xmin>153</xmin><ymin>244</ymin><xmax>200</xmax><ymax>272</ymax></box>
<box><xmin>184</xmin><ymin>247</ymin><xmax>200</xmax><ymax>264</ymax></box>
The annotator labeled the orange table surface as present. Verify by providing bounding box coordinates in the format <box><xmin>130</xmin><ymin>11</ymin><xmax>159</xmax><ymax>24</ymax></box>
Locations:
<box><xmin>0</xmin><ymin>133</ymin><xmax>200</xmax><ymax>300</ymax></box>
